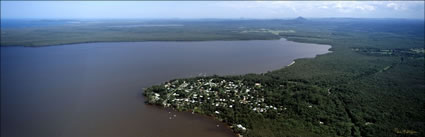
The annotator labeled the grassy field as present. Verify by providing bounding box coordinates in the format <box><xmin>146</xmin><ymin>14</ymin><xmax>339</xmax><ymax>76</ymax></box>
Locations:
<box><xmin>2</xmin><ymin>18</ymin><xmax>424</xmax><ymax>137</ymax></box>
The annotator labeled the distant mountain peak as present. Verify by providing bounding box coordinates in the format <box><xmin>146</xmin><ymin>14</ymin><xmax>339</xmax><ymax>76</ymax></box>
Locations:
<box><xmin>295</xmin><ymin>16</ymin><xmax>307</xmax><ymax>21</ymax></box>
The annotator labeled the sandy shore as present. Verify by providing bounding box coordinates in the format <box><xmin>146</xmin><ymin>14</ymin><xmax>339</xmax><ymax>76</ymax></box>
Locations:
<box><xmin>287</xmin><ymin>61</ymin><xmax>295</xmax><ymax>66</ymax></box>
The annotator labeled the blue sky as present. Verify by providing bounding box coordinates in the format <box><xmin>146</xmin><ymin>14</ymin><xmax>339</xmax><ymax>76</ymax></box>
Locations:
<box><xmin>1</xmin><ymin>1</ymin><xmax>424</xmax><ymax>19</ymax></box>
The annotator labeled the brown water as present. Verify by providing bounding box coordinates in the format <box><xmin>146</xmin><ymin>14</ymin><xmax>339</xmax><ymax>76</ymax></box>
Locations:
<box><xmin>1</xmin><ymin>39</ymin><xmax>330</xmax><ymax>137</ymax></box>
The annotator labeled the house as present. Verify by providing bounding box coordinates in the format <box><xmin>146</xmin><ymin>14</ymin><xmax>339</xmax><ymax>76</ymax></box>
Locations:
<box><xmin>236</xmin><ymin>124</ymin><xmax>246</xmax><ymax>130</ymax></box>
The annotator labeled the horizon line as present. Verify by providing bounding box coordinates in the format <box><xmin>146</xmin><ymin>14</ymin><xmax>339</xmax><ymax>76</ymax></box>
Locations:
<box><xmin>2</xmin><ymin>17</ymin><xmax>424</xmax><ymax>20</ymax></box>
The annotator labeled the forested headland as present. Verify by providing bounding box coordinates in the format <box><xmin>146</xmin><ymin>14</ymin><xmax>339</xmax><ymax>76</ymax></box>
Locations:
<box><xmin>144</xmin><ymin>18</ymin><xmax>425</xmax><ymax>137</ymax></box>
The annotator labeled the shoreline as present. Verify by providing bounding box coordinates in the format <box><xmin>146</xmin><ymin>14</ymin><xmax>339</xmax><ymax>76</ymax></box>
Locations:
<box><xmin>142</xmin><ymin>41</ymin><xmax>332</xmax><ymax>137</ymax></box>
<box><xmin>0</xmin><ymin>38</ymin><xmax>281</xmax><ymax>48</ymax></box>
<box><xmin>0</xmin><ymin>36</ymin><xmax>329</xmax><ymax>48</ymax></box>
<box><xmin>287</xmin><ymin>61</ymin><xmax>295</xmax><ymax>67</ymax></box>
<box><xmin>4</xmin><ymin>36</ymin><xmax>332</xmax><ymax>137</ymax></box>
<box><xmin>140</xmin><ymin>37</ymin><xmax>333</xmax><ymax>137</ymax></box>
<box><xmin>145</xmin><ymin>103</ymin><xmax>240</xmax><ymax>137</ymax></box>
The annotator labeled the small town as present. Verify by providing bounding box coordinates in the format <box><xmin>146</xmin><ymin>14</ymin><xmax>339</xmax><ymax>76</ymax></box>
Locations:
<box><xmin>145</xmin><ymin>78</ymin><xmax>290</xmax><ymax>133</ymax></box>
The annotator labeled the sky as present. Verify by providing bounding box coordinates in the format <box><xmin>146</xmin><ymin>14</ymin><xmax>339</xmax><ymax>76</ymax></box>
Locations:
<box><xmin>1</xmin><ymin>1</ymin><xmax>424</xmax><ymax>19</ymax></box>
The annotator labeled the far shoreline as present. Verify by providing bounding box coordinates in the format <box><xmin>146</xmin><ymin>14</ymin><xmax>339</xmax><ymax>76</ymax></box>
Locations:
<box><xmin>0</xmin><ymin>36</ymin><xmax>332</xmax><ymax>48</ymax></box>
<box><xmin>0</xmin><ymin>38</ymin><xmax>281</xmax><ymax>47</ymax></box>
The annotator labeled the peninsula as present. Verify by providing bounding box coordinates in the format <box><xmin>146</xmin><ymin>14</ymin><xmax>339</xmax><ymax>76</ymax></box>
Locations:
<box><xmin>143</xmin><ymin>18</ymin><xmax>424</xmax><ymax>137</ymax></box>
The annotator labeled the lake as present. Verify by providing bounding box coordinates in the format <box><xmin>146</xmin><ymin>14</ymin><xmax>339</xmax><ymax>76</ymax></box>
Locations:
<box><xmin>1</xmin><ymin>39</ymin><xmax>330</xmax><ymax>137</ymax></box>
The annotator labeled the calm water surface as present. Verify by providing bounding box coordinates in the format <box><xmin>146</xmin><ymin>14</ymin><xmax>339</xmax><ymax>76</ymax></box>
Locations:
<box><xmin>1</xmin><ymin>39</ymin><xmax>330</xmax><ymax>137</ymax></box>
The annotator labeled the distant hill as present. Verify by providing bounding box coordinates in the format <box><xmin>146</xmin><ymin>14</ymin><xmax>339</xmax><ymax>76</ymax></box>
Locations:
<box><xmin>292</xmin><ymin>16</ymin><xmax>307</xmax><ymax>23</ymax></box>
<box><xmin>295</xmin><ymin>16</ymin><xmax>307</xmax><ymax>21</ymax></box>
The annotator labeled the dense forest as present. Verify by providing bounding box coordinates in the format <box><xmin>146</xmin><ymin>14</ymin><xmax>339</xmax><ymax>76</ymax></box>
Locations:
<box><xmin>144</xmin><ymin>18</ymin><xmax>425</xmax><ymax>137</ymax></box>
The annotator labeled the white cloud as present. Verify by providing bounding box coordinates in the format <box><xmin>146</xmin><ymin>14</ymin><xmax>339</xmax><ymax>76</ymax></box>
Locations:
<box><xmin>319</xmin><ymin>6</ymin><xmax>329</xmax><ymax>9</ymax></box>
<box><xmin>357</xmin><ymin>5</ymin><xmax>376</xmax><ymax>11</ymax></box>
<box><xmin>1</xmin><ymin>1</ymin><xmax>424</xmax><ymax>19</ymax></box>
<box><xmin>328</xmin><ymin>2</ymin><xmax>376</xmax><ymax>12</ymax></box>
<box><xmin>217</xmin><ymin>1</ymin><xmax>378</xmax><ymax>13</ymax></box>
<box><xmin>211</xmin><ymin>1</ymin><xmax>423</xmax><ymax>19</ymax></box>
<box><xmin>386</xmin><ymin>2</ymin><xmax>407</xmax><ymax>10</ymax></box>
